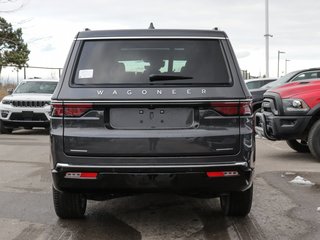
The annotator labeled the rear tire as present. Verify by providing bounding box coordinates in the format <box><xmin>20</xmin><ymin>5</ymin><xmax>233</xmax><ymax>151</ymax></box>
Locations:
<box><xmin>286</xmin><ymin>139</ymin><xmax>310</xmax><ymax>153</ymax></box>
<box><xmin>0</xmin><ymin>120</ymin><xmax>13</xmax><ymax>134</ymax></box>
<box><xmin>308</xmin><ymin>120</ymin><xmax>320</xmax><ymax>161</ymax></box>
<box><xmin>220</xmin><ymin>185</ymin><xmax>253</xmax><ymax>217</ymax></box>
<box><xmin>52</xmin><ymin>186</ymin><xmax>87</xmax><ymax>219</ymax></box>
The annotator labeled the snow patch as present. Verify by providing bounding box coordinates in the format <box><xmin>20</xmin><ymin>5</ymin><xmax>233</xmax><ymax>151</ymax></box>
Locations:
<box><xmin>255</xmin><ymin>134</ymin><xmax>266</xmax><ymax>140</ymax></box>
<box><xmin>282</xmin><ymin>172</ymin><xmax>296</xmax><ymax>178</ymax></box>
<box><xmin>284</xmin><ymin>172</ymin><xmax>296</xmax><ymax>176</ymax></box>
<box><xmin>289</xmin><ymin>176</ymin><xmax>315</xmax><ymax>186</ymax></box>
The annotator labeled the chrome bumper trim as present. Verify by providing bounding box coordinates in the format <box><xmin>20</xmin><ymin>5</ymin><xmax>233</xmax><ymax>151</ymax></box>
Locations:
<box><xmin>56</xmin><ymin>162</ymin><xmax>248</xmax><ymax>169</ymax></box>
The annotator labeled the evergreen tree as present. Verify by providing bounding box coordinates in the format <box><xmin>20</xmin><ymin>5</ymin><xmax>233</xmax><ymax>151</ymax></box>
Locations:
<box><xmin>0</xmin><ymin>17</ymin><xmax>30</xmax><ymax>75</ymax></box>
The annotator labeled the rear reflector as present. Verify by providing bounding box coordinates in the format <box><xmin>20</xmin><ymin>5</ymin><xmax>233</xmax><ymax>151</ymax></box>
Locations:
<box><xmin>206</xmin><ymin>171</ymin><xmax>239</xmax><ymax>178</ymax></box>
<box><xmin>210</xmin><ymin>101</ymin><xmax>252</xmax><ymax>116</ymax></box>
<box><xmin>65</xmin><ymin>172</ymin><xmax>98</xmax><ymax>179</ymax></box>
<box><xmin>52</xmin><ymin>103</ymin><xmax>93</xmax><ymax>117</ymax></box>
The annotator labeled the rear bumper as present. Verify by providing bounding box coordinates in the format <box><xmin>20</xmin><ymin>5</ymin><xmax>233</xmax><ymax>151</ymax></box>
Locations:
<box><xmin>255</xmin><ymin>112</ymin><xmax>311</xmax><ymax>140</ymax></box>
<box><xmin>52</xmin><ymin>162</ymin><xmax>253</xmax><ymax>195</ymax></box>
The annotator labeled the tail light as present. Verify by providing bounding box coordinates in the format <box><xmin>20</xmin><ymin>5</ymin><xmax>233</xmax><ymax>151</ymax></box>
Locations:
<box><xmin>210</xmin><ymin>101</ymin><xmax>252</xmax><ymax>116</ymax></box>
<box><xmin>52</xmin><ymin>103</ymin><xmax>93</xmax><ymax>117</ymax></box>
<box><xmin>65</xmin><ymin>172</ymin><xmax>98</xmax><ymax>179</ymax></box>
<box><xmin>206</xmin><ymin>171</ymin><xmax>239</xmax><ymax>177</ymax></box>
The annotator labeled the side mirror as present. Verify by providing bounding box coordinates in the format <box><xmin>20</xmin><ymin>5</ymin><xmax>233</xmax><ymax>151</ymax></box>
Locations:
<box><xmin>7</xmin><ymin>88</ymin><xmax>13</xmax><ymax>95</ymax></box>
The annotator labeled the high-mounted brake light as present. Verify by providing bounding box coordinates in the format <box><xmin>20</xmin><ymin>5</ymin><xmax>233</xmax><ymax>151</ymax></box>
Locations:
<box><xmin>210</xmin><ymin>101</ymin><xmax>252</xmax><ymax>116</ymax></box>
<box><xmin>52</xmin><ymin>103</ymin><xmax>93</xmax><ymax>117</ymax></box>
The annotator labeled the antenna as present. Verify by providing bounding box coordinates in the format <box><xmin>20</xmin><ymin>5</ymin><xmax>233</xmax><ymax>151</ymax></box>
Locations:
<box><xmin>148</xmin><ymin>22</ymin><xmax>155</xmax><ymax>29</ymax></box>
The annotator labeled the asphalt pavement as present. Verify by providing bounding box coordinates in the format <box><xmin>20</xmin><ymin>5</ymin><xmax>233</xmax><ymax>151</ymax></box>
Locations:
<box><xmin>0</xmin><ymin>130</ymin><xmax>319</xmax><ymax>240</ymax></box>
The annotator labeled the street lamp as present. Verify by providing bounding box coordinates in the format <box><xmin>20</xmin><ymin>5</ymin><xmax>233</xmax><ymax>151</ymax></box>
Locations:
<box><xmin>265</xmin><ymin>0</ymin><xmax>273</xmax><ymax>77</ymax></box>
<box><xmin>285</xmin><ymin>59</ymin><xmax>290</xmax><ymax>74</ymax></box>
<box><xmin>277</xmin><ymin>50</ymin><xmax>285</xmax><ymax>77</ymax></box>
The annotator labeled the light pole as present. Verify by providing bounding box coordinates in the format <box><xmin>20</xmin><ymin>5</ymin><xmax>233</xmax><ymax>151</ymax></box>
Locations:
<box><xmin>265</xmin><ymin>0</ymin><xmax>273</xmax><ymax>77</ymax></box>
<box><xmin>277</xmin><ymin>50</ymin><xmax>285</xmax><ymax>77</ymax></box>
<box><xmin>285</xmin><ymin>59</ymin><xmax>290</xmax><ymax>74</ymax></box>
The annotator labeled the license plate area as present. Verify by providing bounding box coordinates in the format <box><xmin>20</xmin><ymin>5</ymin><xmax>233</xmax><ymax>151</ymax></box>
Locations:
<box><xmin>22</xmin><ymin>111</ymin><xmax>34</xmax><ymax>120</ymax></box>
<box><xmin>109</xmin><ymin>108</ymin><xmax>195</xmax><ymax>129</ymax></box>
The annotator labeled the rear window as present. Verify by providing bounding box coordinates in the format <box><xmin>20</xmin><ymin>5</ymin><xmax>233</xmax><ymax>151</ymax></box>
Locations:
<box><xmin>73</xmin><ymin>40</ymin><xmax>231</xmax><ymax>85</ymax></box>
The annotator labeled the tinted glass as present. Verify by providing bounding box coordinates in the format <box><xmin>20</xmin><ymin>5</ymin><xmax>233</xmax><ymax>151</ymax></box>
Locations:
<box><xmin>262</xmin><ymin>71</ymin><xmax>298</xmax><ymax>89</ymax></box>
<box><xmin>246</xmin><ymin>81</ymin><xmax>261</xmax><ymax>89</ymax></box>
<box><xmin>74</xmin><ymin>40</ymin><xmax>231</xmax><ymax>85</ymax></box>
<box><xmin>15</xmin><ymin>81</ymin><xmax>58</xmax><ymax>94</ymax></box>
<box><xmin>292</xmin><ymin>71</ymin><xmax>320</xmax><ymax>81</ymax></box>
<box><xmin>263</xmin><ymin>79</ymin><xmax>275</xmax><ymax>85</ymax></box>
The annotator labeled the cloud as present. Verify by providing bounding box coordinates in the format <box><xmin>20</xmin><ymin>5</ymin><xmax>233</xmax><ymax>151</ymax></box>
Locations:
<box><xmin>236</xmin><ymin>51</ymin><xmax>251</xmax><ymax>59</ymax></box>
<box><xmin>41</xmin><ymin>43</ymin><xmax>55</xmax><ymax>52</ymax></box>
<box><xmin>0</xmin><ymin>0</ymin><xmax>27</xmax><ymax>12</ymax></box>
<box><xmin>2</xmin><ymin>0</ymin><xmax>320</xmax><ymax>76</ymax></box>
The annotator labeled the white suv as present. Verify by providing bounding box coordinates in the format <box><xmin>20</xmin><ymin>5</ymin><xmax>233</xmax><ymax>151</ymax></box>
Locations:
<box><xmin>0</xmin><ymin>79</ymin><xmax>58</xmax><ymax>133</ymax></box>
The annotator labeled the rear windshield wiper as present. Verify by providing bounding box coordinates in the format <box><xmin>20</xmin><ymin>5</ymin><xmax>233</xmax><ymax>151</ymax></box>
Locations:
<box><xmin>149</xmin><ymin>74</ymin><xmax>193</xmax><ymax>82</ymax></box>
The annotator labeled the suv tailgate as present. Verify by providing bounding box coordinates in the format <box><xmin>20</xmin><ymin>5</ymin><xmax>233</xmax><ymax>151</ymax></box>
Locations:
<box><xmin>61</xmin><ymin>100</ymin><xmax>243</xmax><ymax>157</ymax></box>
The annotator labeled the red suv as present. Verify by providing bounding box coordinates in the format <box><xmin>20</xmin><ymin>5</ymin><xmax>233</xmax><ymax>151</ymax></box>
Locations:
<box><xmin>256</xmin><ymin>79</ymin><xmax>320</xmax><ymax>160</ymax></box>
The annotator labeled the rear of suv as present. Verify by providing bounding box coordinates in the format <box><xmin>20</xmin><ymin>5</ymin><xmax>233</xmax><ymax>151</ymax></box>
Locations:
<box><xmin>51</xmin><ymin>28</ymin><xmax>255</xmax><ymax>218</ymax></box>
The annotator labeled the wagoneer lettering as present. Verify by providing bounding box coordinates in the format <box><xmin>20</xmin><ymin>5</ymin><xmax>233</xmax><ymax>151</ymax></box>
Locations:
<box><xmin>96</xmin><ymin>88</ymin><xmax>209</xmax><ymax>97</ymax></box>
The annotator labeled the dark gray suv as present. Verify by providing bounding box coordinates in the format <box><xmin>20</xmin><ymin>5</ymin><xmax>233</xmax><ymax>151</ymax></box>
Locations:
<box><xmin>50</xmin><ymin>28</ymin><xmax>255</xmax><ymax>219</ymax></box>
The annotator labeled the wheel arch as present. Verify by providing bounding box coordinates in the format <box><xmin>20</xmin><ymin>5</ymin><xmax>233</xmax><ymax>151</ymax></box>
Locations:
<box><xmin>305</xmin><ymin>110</ymin><xmax>320</xmax><ymax>137</ymax></box>
<box><xmin>252</xmin><ymin>101</ymin><xmax>262</xmax><ymax>112</ymax></box>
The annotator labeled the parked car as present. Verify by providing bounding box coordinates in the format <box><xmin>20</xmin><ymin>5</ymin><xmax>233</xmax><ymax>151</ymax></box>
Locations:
<box><xmin>250</xmin><ymin>68</ymin><xmax>320</xmax><ymax>113</ymax></box>
<box><xmin>245</xmin><ymin>78</ymin><xmax>276</xmax><ymax>90</ymax></box>
<box><xmin>255</xmin><ymin>79</ymin><xmax>320</xmax><ymax>160</ymax></box>
<box><xmin>50</xmin><ymin>28</ymin><xmax>255</xmax><ymax>219</ymax></box>
<box><xmin>0</xmin><ymin>79</ymin><xmax>58</xmax><ymax>133</ymax></box>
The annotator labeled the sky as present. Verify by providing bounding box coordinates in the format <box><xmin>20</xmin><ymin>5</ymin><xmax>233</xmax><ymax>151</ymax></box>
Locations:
<box><xmin>1</xmin><ymin>0</ymin><xmax>320</xmax><ymax>79</ymax></box>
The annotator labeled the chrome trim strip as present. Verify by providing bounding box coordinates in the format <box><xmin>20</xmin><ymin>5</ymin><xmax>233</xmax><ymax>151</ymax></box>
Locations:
<box><xmin>52</xmin><ymin>99</ymin><xmax>252</xmax><ymax>104</ymax></box>
<box><xmin>75</xmin><ymin>36</ymin><xmax>228</xmax><ymax>40</ymax></box>
<box><xmin>216</xmin><ymin>148</ymin><xmax>234</xmax><ymax>151</ymax></box>
<box><xmin>56</xmin><ymin>162</ymin><xmax>248</xmax><ymax>169</ymax></box>
<box><xmin>70</xmin><ymin>149</ymin><xmax>88</xmax><ymax>153</ymax></box>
